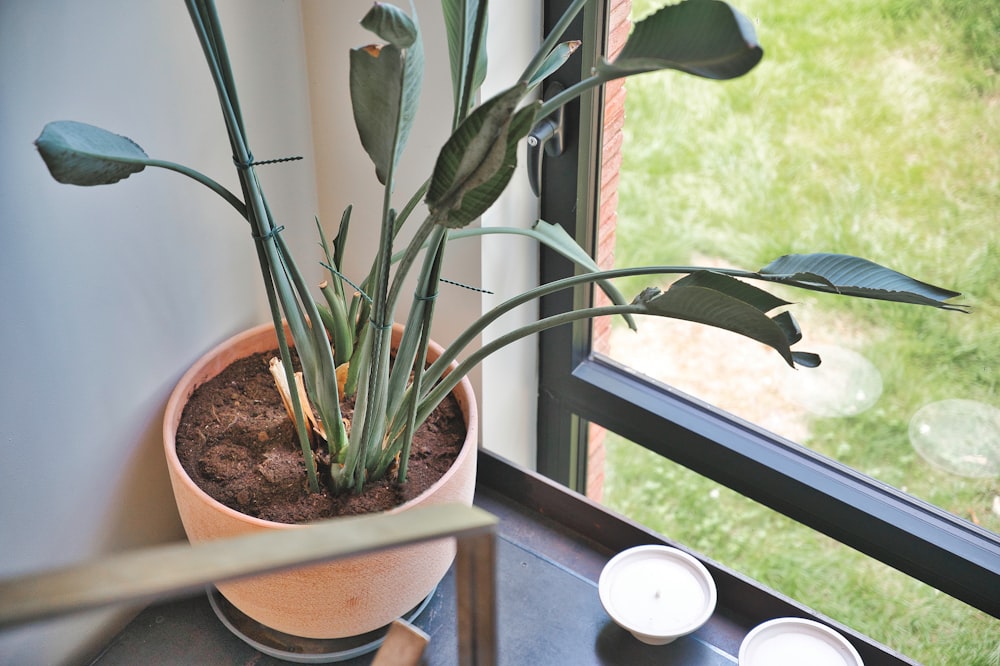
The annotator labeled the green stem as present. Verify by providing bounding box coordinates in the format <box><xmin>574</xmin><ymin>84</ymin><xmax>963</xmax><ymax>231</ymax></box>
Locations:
<box><xmin>273</xmin><ymin>228</ymin><xmax>346</xmax><ymax>459</ymax></box>
<box><xmin>319</xmin><ymin>282</ymin><xmax>354</xmax><ymax>367</ymax></box>
<box><xmin>387</xmin><ymin>224</ymin><xmax>447</xmax><ymax>416</ymax></box>
<box><xmin>416</xmin><ymin>303</ymin><xmax>643</xmax><ymax>424</ymax></box>
<box><xmin>385</xmin><ymin>214</ymin><xmax>442</xmax><ymax>317</ymax></box>
<box><xmin>185</xmin><ymin>0</ymin><xmax>325</xmax><ymax>490</ymax></box>
<box><xmin>389</xmin><ymin>226</ymin><xmax>448</xmax><ymax>483</ymax></box>
<box><xmin>352</xmin><ymin>115</ymin><xmax>410</xmax><ymax>489</ymax></box>
<box><xmin>393</xmin><ymin>179</ymin><xmax>430</xmax><ymax>238</ymax></box>
<box><xmin>145</xmin><ymin>159</ymin><xmax>246</xmax><ymax>215</ymax></box>
<box><xmin>537</xmin><ymin>73</ymin><xmax>609</xmax><ymax>120</ymax></box>
<box><xmin>422</xmin><ymin>264</ymin><xmax>734</xmax><ymax>388</ymax></box>
<box><xmin>71</xmin><ymin>147</ymin><xmax>246</xmax><ymax>216</ymax></box>
<box><xmin>252</xmin><ymin>233</ymin><xmax>320</xmax><ymax>493</ymax></box>
<box><xmin>456</xmin><ymin>1</ymin><xmax>490</xmax><ymax>127</ymax></box>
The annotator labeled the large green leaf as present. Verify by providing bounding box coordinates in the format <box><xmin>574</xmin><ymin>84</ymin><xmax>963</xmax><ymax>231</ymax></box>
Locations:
<box><xmin>636</xmin><ymin>270</ymin><xmax>804</xmax><ymax>366</ymax></box>
<box><xmin>757</xmin><ymin>253</ymin><xmax>968</xmax><ymax>311</ymax></box>
<box><xmin>599</xmin><ymin>0</ymin><xmax>763</xmax><ymax>80</ymax></box>
<box><xmin>350</xmin><ymin>3</ymin><xmax>424</xmax><ymax>185</ymax></box>
<box><xmin>443</xmin><ymin>104</ymin><xmax>537</xmax><ymax>228</ymax></box>
<box><xmin>426</xmin><ymin>84</ymin><xmax>535</xmax><ymax>227</ymax></box>
<box><xmin>35</xmin><ymin>121</ymin><xmax>148</xmax><ymax>186</ymax></box>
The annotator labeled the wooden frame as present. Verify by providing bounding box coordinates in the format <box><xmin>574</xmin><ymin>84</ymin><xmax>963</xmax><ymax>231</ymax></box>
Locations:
<box><xmin>0</xmin><ymin>503</ymin><xmax>498</xmax><ymax>666</ymax></box>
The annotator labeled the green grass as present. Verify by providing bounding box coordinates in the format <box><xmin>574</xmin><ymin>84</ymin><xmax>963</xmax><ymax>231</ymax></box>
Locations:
<box><xmin>602</xmin><ymin>0</ymin><xmax>1000</xmax><ymax>663</ymax></box>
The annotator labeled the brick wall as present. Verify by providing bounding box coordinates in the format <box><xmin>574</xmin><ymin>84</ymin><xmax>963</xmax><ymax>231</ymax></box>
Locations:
<box><xmin>587</xmin><ymin>0</ymin><xmax>630</xmax><ymax>502</ymax></box>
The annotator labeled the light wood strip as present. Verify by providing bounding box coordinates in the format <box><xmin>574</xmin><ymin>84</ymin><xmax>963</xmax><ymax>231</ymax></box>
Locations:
<box><xmin>371</xmin><ymin>619</ymin><xmax>430</xmax><ymax>666</ymax></box>
<box><xmin>456</xmin><ymin>532</ymin><xmax>497</xmax><ymax>666</ymax></box>
<box><xmin>0</xmin><ymin>503</ymin><xmax>496</xmax><ymax>628</ymax></box>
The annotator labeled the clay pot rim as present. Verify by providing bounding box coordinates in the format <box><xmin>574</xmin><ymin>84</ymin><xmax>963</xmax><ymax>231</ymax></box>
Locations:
<box><xmin>162</xmin><ymin>321</ymin><xmax>479</xmax><ymax>531</ymax></box>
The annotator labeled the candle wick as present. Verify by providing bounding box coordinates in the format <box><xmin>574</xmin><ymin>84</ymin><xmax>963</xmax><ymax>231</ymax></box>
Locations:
<box><xmin>654</xmin><ymin>589</ymin><xmax>661</xmax><ymax>599</ymax></box>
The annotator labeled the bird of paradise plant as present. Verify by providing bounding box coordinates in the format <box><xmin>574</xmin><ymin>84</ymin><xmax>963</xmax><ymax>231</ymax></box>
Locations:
<box><xmin>34</xmin><ymin>0</ymin><xmax>964</xmax><ymax>496</ymax></box>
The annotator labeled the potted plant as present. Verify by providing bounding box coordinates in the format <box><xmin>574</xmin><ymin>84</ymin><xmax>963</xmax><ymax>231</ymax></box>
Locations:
<box><xmin>33</xmin><ymin>0</ymin><xmax>964</xmax><ymax>650</ymax></box>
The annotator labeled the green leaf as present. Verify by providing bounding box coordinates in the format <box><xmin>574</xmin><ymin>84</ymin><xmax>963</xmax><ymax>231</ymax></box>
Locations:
<box><xmin>674</xmin><ymin>270</ymin><xmax>792</xmax><ymax>313</ymax></box>
<box><xmin>636</xmin><ymin>270</ymin><xmax>801</xmax><ymax>366</ymax></box>
<box><xmin>350</xmin><ymin>4</ymin><xmax>424</xmax><ymax>185</ymax></box>
<box><xmin>442</xmin><ymin>0</ymin><xmax>489</xmax><ymax>116</ymax></box>
<box><xmin>532</xmin><ymin>220</ymin><xmax>597</xmax><ymax>272</ymax></box>
<box><xmin>35</xmin><ymin>121</ymin><xmax>148</xmax><ymax>186</ymax></box>
<box><xmin>792</xmin><ymin>351</ymin><xmax>822</xmax><ymax>368</ymax></box>
<box><xmin>527</xmin><ymin>40</ymin><xmax>581</xmax><ymax>89</ymax></box>
<box><xmin>599</xmin><ymin>0</ymin><xmax>763</xmax><ymax>80</ymax></box>
<box><xmin>332</xmin><ymin>205</ymin><xmax>352</xmax><ymax>277</ymax></box>
<box><xmin>360</xmin><ymin>1</ymin><xmax>418</xmax><ymax>47</ymax></box>
<box><xmin>426</xmin><ymin>84</ymin><xmax>535</xmax><ymax>227</ymax></box>
<box><xmin>532</xmin><ymin>221</ymin><xmax>637</xmax><ymax>330</ymax></box>
<box><xmin>446</xmin><ymin>104</ymin><xmax>537</xmax><ymax>228</ymax></box>
<box><xmin>771</xmin><ymin>310</ymin><xmax>803</xmax><ymax>346</ymax></box>
<box><xmin>757</xmin><ymin>253</ymin><xmax>968</xmax><ymax>311</ymax></box>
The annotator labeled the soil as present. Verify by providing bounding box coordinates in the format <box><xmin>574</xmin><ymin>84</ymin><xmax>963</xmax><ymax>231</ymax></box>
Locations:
<box><xmin>174</xmin><ymin>349</ymin><xmax>466</xmax><ymax>525</ymax></box>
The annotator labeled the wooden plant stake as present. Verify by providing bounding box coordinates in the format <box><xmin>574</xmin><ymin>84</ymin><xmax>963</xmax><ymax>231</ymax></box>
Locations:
<box><xmin>371</xmin><ymin>619</ymin><xmax>430</xmax><ymax>666</ymax></box>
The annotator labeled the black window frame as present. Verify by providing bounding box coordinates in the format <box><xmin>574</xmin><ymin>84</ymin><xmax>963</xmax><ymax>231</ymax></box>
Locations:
<box><xmin>535</xmin><ymin>0</ymin><xmax>1000</xmax><ymax>618</ymax></box>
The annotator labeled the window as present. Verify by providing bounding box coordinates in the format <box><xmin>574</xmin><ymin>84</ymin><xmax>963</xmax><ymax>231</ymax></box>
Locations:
<box><xmin>535</xmin><ymin>0</ymin><xmax>1000</xmax><ymax>629</ymax></box>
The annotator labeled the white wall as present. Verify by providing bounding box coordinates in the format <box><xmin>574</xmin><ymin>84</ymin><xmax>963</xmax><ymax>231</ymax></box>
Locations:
<box><xmin>0</xmin><ymin>1</ymin><xmax>539</xmax><ymax>662</ymax></box>
<box><xmin>0</xmin><ymin>1</ymin><xmax>317</xmax><ymax>663</ymax></box>
<box><xmin>481</xmin><ymin>3</ymin><xmax>542</xmax><ymax>468</ymax></box>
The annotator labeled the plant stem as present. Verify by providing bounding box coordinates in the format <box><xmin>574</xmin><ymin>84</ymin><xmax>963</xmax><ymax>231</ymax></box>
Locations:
<box><xmin>422</xmin><ymin>264</ymin><xmax>731</xmax><ymax>387</ymax></box>
<box><xmin>185</xmin><ymin>0</ymin><xmax>326</xmax><ymax>490</ymax></box>
<box><xmin>456</xmin><ymin>1</ymin><xmax>490</xmax><ymax>127</ymax></box>
<box><xmin>392</xmin><ymin>226</ymin><xmax>448</xmax><ymax>483</ymax></box>
<box><xmin>537</xmin><ymin>72</ymin><xmax>609</xmax><ymax>120</ymax></box>
<box><xmin>417</xmin><ymin>303</ymin><xmax>642</xmax><ymax>424</ymax></box>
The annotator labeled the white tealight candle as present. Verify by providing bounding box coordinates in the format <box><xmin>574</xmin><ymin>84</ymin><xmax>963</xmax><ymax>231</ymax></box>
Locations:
<box><xmin>599</xmin><ymin>545</ymin><xmax>717</xmax><ymax>645</ymax></box>
<box><xmin>739</xmin><ymin>618</ymin><xmax>865</xmax><ymax>666</ymax></box>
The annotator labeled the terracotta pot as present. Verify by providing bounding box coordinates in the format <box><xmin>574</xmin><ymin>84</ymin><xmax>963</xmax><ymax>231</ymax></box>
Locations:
<box><xmin>162</xmin><ymin>322</ymin><xmax>478</xmax><ymax>639</ymax></box>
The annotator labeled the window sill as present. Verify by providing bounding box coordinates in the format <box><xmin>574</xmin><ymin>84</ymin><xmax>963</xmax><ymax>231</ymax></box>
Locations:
<box><xmin>91</xmin><ymin>449</ymin><xmax>915</xmax><ymax>665</ymax></box>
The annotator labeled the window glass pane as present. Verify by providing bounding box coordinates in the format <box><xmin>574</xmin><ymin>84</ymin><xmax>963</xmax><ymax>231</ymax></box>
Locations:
<box><xmin>602</xmin><ymin>434</ymin><xmax>1000</xmax><ymax>664</ymax></box>
<box><xmin>598</xmin><ymin>0</ymin><xmax>999</xmax><ymax>537</ymax></box>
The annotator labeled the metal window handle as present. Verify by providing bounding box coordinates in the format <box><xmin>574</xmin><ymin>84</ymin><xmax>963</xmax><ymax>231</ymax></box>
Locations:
<box><xmin>527</xmin><ymin>84</ymin><xmax>566</xmax><ymax>197</ymax></box>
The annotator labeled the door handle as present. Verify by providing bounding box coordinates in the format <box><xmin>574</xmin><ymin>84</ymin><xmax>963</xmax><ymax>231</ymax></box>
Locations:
<box><xmin>527</xmin><ymin>83</ymin><xmax>565</xmax><ymax>197</ymax></box>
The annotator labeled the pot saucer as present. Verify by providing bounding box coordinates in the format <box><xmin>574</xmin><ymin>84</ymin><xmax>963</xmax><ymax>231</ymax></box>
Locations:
<box><xmin>207</xmin><ymin>585</ymin><xmax>436</xmax><ymax>663</ymax></box>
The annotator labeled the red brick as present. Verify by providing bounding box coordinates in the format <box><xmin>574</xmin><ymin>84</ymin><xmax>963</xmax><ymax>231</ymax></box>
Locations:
<box><xmin>586</xmin><ymin>0</ymin><xmax>631</xmax><ymax>503</ymax></box>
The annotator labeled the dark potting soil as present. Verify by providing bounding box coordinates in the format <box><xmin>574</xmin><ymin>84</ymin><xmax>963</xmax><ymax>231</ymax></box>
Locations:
<box><xmin>174</xmin><ymin>350</ymin><xmax>466</xmax><ymax>524</ymax></box>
